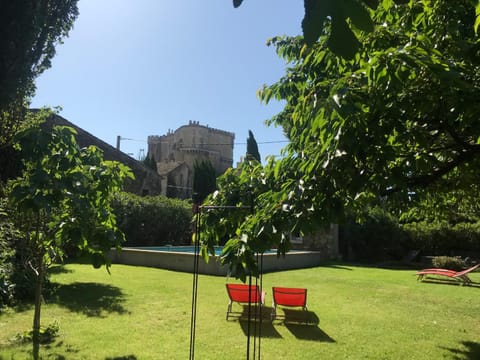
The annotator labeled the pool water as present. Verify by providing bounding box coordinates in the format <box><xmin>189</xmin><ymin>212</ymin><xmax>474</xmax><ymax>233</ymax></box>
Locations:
<box><xmin>138</xmin><ymin>246</ymin><xmax>223</xmax><ymax>255</ymax></box>
<box><xmin>133</xmin><ymin>246</ymin><xmax>278</xmax><ymax>256</ymax></box>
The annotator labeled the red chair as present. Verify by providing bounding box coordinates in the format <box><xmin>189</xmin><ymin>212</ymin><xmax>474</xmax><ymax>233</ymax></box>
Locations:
<box><xmin>416</xmin><ymin>263</ymin><xmax>479</xmax><ymax>285</ymax></box>
<box><xmin>225</xmin><ymin>283</ymin><xmax>265</xmax><ymax>320</ymax></box>
<box><xmin>271</xmin><ymin>287</ymin><xmax>308</xmax><ymax>322</ymax></box>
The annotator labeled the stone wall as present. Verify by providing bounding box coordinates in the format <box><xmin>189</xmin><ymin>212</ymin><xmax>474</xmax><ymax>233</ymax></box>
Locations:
<box><xmin>44</xmin><ymin>114</ymin><xmax>163</xmax><ymax>196</ymax></box>
<box><xmin>292</xmin><ymin>224</ymin><xmax>340</xmax><ymax>260</ymax></box>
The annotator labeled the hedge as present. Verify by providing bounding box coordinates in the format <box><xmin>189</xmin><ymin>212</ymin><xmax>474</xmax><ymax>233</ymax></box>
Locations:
<box><xmin>402</xmin><ymin>221</ymin><xmax>480</xmax><ymax>256</ymax></box>
<box><xmin>341</xmin><ymin>207</ymin><xmax>480</xmax><ymax>262</ymax></box>
<box><xmin>111</xmin><ymin>192</ymin><xmax>192</xmax><ymax>247</ymax></box>
<box><xmin>342</xmin><ymin>206</ymin><xmax>408</xmax><ymax>261</ymax></box>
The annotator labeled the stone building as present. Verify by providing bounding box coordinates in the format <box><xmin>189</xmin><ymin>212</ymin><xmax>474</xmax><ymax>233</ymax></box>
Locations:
<box><xmin>148</xmin><ymin>121</ymin><xmax>235</xmax><ymax>198</ymax></box>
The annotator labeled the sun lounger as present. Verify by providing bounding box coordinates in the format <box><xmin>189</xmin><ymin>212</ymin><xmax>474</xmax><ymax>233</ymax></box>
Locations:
<box><xmin>416</xmin><ymin>263</ymin><xmax>479</xmax><ymax>285</ymax></box>
<box><xmin>225</xmin><ymin>283</ymin><xmax>265</xmax><ymax>320</ymax></box>
<box><xmin>271</xmin><ymin>287</ymin><xmax>308</xmax><ymax>323</ymax></box>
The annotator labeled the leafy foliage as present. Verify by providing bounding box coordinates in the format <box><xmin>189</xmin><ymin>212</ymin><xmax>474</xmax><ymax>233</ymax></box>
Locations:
<box><xmin>0</xmin><ymin>198</ymin><xmax>16</xmax><ymax>308</ymax></box>
<box><xmin>7</xmin><ymin>120</ymin><xmax>132</xmax><ymax>357</ymax></box>
<box><xmin>9</xmin><ymin>124</ymin><xmax>133</xmax><ymax>267</ymax></box>
<box><xmin>111</xmin><ymin>192</ymin><xmax>192</xmax><ymax>247</ymax></box>
<box><xmin>343</xmin><ymin>206</ymin><xmax>408</xmax><ymax>261</ymax></box>
<box><xmin>402</xmin><ymin>220</ymin><xmax>480</xmax><ymax>256</ymax></box>
<box><xmin>13</xmin><ymin>321</ymin><xmax>59</xmax><ymax>345</ymax></box>
<box><xmin>0</xmin><ymin>109</ymin><xmax>50</xmax><ymax>183</ymax></box>
<box><xmin>207</xmin><ymin>1</ymin><xmax>480</xmax><ymax>277</ymax></box>
<box><xmin>0</xmin><ymin>1</ymin><xmax>79</xmax><ymax>145</ymax></box>
<box><xmin>198</xmin><ymin>160</ymin><xmax>301</xmax><ymax>281</ymax></box>
<box><xmin>258</xmin><ymin>0</ymin><xmax>480</xmax><ymax>219</ymax></box>
<box><xmin>431</xmin><ymin>256</ymin><xmax>466</xmax><ymax>271</ymax></box>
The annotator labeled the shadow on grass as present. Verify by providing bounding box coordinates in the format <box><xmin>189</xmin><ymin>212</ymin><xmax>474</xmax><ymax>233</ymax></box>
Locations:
<box><xmin>51</xmin><ymin>282</ymin><xmax>128</xmax><ymax>317</ymax></box>
<box><xmin>231</xmin><ymin>307</ymin><xmax>334</xmax><ymax>342</ymax></box>
<box><xmin>275</xmin><ymin>309</ymin><xmax>319</xmax><ymax>325</ymax></box>
<box><xmin>48</xmin><ymin>265</ymin><xmax>74</xmax><ymax>275</ymax></box>
<box><xmin>228</xmin><ymin>305</ymin><xmax>282</xmax><ymax>338</ymax></box>
<box><xmin>284</xmin><ymin>323</ymin><xmax>335</xmax><ymax>342</ymax></box>
<box><xmin>419</xmin><ymin>278</ymin><xmax>480</xmax><ymax>288</ymax></box>
<box><xmin>238</xmin><ymin>319</ymin><xmax>282</xmax><ymax>339</ymax></box>
<box><xmin>442</xmin><ymin>341</ymin><xmax>480</xmax><ymax>360</ymax></box>
<box><xmin>227</xmin><ymin>305</ymin><xmax>273</xmax><ymax>321</ymax></box>
<box><xmin>322</xmin><ymin>263</ymin><xmax>354</xmax><ymax>271</ymax></box>
<box><xmin>272</xmin><ymin>309</ymin><xmax>334</xmax><ymax>342</ymax></box>
<box><xmin>105</xmin><ymin>356</ymin><xmax>137</xmax><ymax>360</ymax></box>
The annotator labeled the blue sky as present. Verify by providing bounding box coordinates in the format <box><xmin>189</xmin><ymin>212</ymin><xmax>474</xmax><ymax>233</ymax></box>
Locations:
<box><xmin>31</xmin><ymin>1</ymin><xmax>304</xmax><ymax>164</ymax></box>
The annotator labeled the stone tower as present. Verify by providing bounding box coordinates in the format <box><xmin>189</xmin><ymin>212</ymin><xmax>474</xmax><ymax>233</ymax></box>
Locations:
<box><xmin>147</xmin><ymin>121</ymin><xmax>235</xmax><ymax>198</ymax></box>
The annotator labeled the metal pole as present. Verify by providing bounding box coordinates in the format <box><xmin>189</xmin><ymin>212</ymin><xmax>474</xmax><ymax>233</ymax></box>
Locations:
<box><xmin>189</xmin><ymin>205</ymin><xmax>201</xmax><ymax>360</ymax></box>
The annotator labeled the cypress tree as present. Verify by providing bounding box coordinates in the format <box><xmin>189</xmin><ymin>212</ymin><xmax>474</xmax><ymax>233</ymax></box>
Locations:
<box><xmin>246</xmin><ymin>130</ymin><xmax>261</xmax><ymax>162</ymax></box>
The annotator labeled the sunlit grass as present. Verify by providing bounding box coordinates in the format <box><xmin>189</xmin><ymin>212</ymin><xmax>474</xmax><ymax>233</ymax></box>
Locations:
<box><xmin>0</xmin><ymin>263</ymin><xmax>479</xmax><ymax>359</ymax></box>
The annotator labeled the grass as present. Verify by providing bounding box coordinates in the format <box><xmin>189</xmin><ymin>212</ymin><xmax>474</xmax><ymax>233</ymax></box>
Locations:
<box><xmin>0</xmin><ymin>263</ymin><xmax>479</xmax><ymax>359</ymax></box>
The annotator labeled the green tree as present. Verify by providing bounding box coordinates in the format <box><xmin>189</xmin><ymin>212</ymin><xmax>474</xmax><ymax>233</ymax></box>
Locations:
<box><xmin>246</xmin><ymin>130</ymin><xmax>261</xmax><ymax>162</ymax></box>
<box><xmin>258</xmin><ymin>0</ymin><xmax>480</xmax><ymax>206</ymax></box>
<box><xmin>0</xmin><ymin>1</ymin><xmax>79</xmax><ymax>145</ymax></box>
<box><xmin>142</xmin><ymin>152</ymin><xmax>157</xmax><ymax>172</ymax></box>
<box><xmin>193</xmin><ymin>160</ymin><xmax>217</xmax><ymax>204</ymax></box>
<box><xmin>203</xmin><ymin>0</ymin><xmax>480</xmax><ymax>278</ymax></box>
<box><xmin>198</xmin><ymin>161</ymin><xmax>286</xmax><ymax>280</ymax></box>
<box><xmin>8</xmin><ymin>120</ymin><xmax>132</xmax><ymax>359</ymax></box>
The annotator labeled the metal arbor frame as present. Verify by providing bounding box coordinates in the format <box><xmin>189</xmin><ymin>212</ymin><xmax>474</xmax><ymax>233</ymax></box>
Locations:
<box><xmin>189</xmin><ymin>203</ymin><xmax>265</xmax><ymax>360</ymax></box>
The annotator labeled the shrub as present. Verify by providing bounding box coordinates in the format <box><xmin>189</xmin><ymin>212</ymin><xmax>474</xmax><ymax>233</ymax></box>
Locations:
<box><xmin>402</xmin><ymin>221</ymin><xmax>480</xmax><ymax>256</ymax></box>
<box><xmin>111</xmin><ymin>192</ymin><xmax>192</xmax><ymax>246</ymax></box>
<box><xmin>13</xmin><ymin>321</ymin><xmax>59</xmax><ymax>344</ymax></box>
<box><xmin>0</xmin><ymin>206</ymin><xmax>16</xmax><ymax>308</ymax></box>
<box><xmin>0</xmin><ymin>197</ymin><xmax>44</xmax><ymax>307</ymax></box>
<box><xmin>432</xmin><ymin>256</ymin><xmax>466</xmax><ymax>271</ymax></box>
<box><xmin>342</xmin><ymin>206</ymin><xmax>408</xmax><ymax>262</ymax></box>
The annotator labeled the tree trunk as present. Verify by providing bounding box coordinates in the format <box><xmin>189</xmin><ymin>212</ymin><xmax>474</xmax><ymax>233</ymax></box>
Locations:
<box><xmin>32</xmin><ymin>258</ymin><xmax>44</xmax><ymax>360</ymax></box>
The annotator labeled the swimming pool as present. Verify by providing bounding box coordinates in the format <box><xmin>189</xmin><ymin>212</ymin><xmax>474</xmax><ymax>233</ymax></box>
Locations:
<box><xmin>137</xmin><ymin>246</ymin><xmax>278</xmax><ymax>256</ymax></box>
<box><xmin>138</xmin><ymin>245</ymin><xmax>224</xmax><ymax>255</ymax></box>
<box><xmin>108</xmin><ymin>246</ymin><xmax>323</xmax><ymax>275</ymax></box>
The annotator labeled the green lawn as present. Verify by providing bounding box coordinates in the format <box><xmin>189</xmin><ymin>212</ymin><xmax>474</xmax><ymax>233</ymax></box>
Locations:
<box><xmin>0</xmin><ymin>263</ymin><xmax>479</xmax><ymax>359</ymax></box>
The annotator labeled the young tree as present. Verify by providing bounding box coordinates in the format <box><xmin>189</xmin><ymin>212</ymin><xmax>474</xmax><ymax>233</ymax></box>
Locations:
<box><xmin>246</xmin><ymin>130</ymin><xmax>261</xmax><ymax>162</ymax></box>
<box><xmin>8</xmin><ymin>121</ymin><xmax>133</xmax><ymax>359</ymax></box>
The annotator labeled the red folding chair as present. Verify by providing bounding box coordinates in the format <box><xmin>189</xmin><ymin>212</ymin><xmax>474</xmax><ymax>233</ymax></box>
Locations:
<box><xmin>271</xmin><ymin>287</ymin><xmax>308</xmax><ymax>323</ymax></box>
<box><xmin>225</xmin><ymin>283</ymin><xmax>265</xmax><ymax>320</ymax></box>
